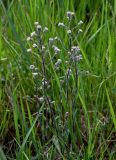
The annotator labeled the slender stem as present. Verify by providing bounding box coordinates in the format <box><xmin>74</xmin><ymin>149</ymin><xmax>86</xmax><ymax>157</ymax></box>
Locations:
<box><xmin>74</xmin><ymin>61</ymin><xmax>78</xmax><ymax>104</ymax></box>
<box><xmin>66</xmin><ymin>69</ymin><xmax>69</xmax><ymax>104</ymax></box>
<box><xmin>66</xmin><ymin>19</ymin><xmax>72</xmax><ymax>107</ymax></box>
<box><xmin>40</xmin><ymin>37</ymin><xmax>54</xmax><ymax>125</ymax></box>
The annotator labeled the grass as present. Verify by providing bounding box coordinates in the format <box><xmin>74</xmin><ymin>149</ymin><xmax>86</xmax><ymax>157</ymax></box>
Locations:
<box><xmin>0</xmin><ymin>0</ymin><xmax>116</xmax><ymax>159</ymax></box>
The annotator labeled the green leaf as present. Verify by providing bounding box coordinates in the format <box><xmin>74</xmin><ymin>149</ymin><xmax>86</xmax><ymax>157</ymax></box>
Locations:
<box><xmin>106</xmin><ymin>88</ymin><xmax>116</xmax><ymax>129</ymax></box>
<box><xmin>0</xmin><ymin>147</ymin><xmax>7</xmax><ymax>160</ymax></box>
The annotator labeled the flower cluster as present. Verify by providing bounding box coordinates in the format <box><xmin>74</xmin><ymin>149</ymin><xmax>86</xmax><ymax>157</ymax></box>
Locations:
<box><xmin>26</xmin><ymin>11</ymin><xmax>83</xmax><ymax>107</ymax></box>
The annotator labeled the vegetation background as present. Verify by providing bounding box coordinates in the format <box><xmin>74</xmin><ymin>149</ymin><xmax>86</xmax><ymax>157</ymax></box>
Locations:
<box><xmin>0</xmin><ymin>0</ymin><xmax>116</xmax><ymax>159</ymax></box>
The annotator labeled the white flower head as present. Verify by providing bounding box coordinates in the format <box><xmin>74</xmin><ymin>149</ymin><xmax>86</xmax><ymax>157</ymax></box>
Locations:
<box><xmin>54</xmin><ymin>36</ymin><xmax>58</xmax><ymax>40</ymax></box>
<box><xmin>67</xmin><ymin>30</ymin><xmax>72</xmax><ymax>35</ymax></box>
<box><xmin>51</xmin><ymin>101</ymin><xmax>55</xmax><ymax>104</ymax></box>
<box><xmin>66</xmin><ymin>68</ymin><xmax>72</xmax><ymax>79</ymax></box>
<box><xmin>54</xmin><ymin>46</ymin><xmax>61</xmax><ymax>54</ymax></box>
<box><xmin>37</xmin><ymin>25</ymin><xmax>42</xmax><ymax>32</ymax></box>
<box><xmin>52</xmin><ymin>45</ymin><xmax>55</xmax><ymax>48</ymax></box>
<box><xmin>57</xmin><ymin>59</ymin><xmax>62</xmax><ymax>63</ymax></box>
<box><xmin>38</xmin><ymin>97</ymin><xmax>44</xmax><ymax>102</ymax></box>
<box><xmin>65</xmin><ymin>112</ymin><xmax>69</xmax><ymax>118</ymax></box>
<box><xmin>68</xmin><ymin>51</ymin><xmax>71</xmax><ymax>55</ymax></box>
<box><xmin>73</xmin><ymin>55</ymin><xmax>83</xmax><ymax>62</ymax></box>
<box><xmin>27</xmin><ymin>48</ymin><xmax>32</xmax><ymax>53</ymax></box>
<box><xmin>43</xmin><ymin>27</ymin><xmax>48</xmax><ymax>33</ymax></box>
<box><xmin>58</xmin><ymin>22</ymin><xmax>65</xmax><ymax>27</ymax></box>
<box><xmin>34</xmin><ymin>22</ymin><xmax>39</xmax><ymax>25</ymax></box>
<box><xmin>67</xmin><ymin>11</ymin><xmax>74</xmax><ymax>19</ymax></box>
<box><xmin>32</xmin><ymin>72</ymin><xmax>38</xmax><ymax>77</ymax></box>
<box><xmin>29</xmin><ymin>65</ymin><xmax>35</xmax><ymax>70</ymax></box>
<box><xmin>78</xmin><ymin>29</ymin><xmax>83</xmax><ymax>33</ymax></box>
<box><xmin>27</xmin><ymin>36</ymin><xmax>32</xmax><ymax>41</ymax></box>
<box><xmin>33</xmin><ymin>43</ymin><xmax>38</xmax><ymax>48</ymax></box>
<box><xmin>55</xmin><ymin>59</ymin><xmax>62</xmax><ymax>69</ymax></box>
<box><xmin>71</xmin><ymin>46</ymin><xmax>80</xmax><ymax>53</ymax></box>
<box><xmin>35</xmin><ymin>68</ymin><xmax>38</xmax><ymax>71</ymax></box>
<box><xmin>30</xmin><ymin>31</ymin><xmax>37</xmax><ymax>37</ymax></box>
<box><xmin>54</xmin><ymin>36</ymin><xmax>60</xmax><ymax>41</ymax></box>
<box><xmin>49</xmin><ymin>38</ymin><xmax>54</xmax><ymax>44</ymax></box>
<box><xmin>42</xmin><ymin>78</ymin><xmax>48</xmax><ymax>86</ymax></box>
<box><xmin>42</xmin><ymin>45</ymin><xmax>45</xmax><ymax>51</ymax></box>
<box><xmin>78</xmin><ymin>20</ymin><xmax>83</xmax><ymax>25</ymax></box>
<box><xmin>65</xmin><ymin>61</ymin><xmax>68</xmax><ymax>64</ymax></box>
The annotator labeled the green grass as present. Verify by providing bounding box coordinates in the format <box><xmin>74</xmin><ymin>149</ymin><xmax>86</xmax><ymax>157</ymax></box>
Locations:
<box><xmin>0</xmin><ymin>0</ymin><xmax>116</xmax><ymax>159</ymax></box>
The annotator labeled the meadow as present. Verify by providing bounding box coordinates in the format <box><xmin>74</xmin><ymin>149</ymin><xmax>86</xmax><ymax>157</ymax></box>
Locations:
<box><xmin>0</xmin><ymin>0</ymin><xmax>116</xmax><ymax>159</ymax></box>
